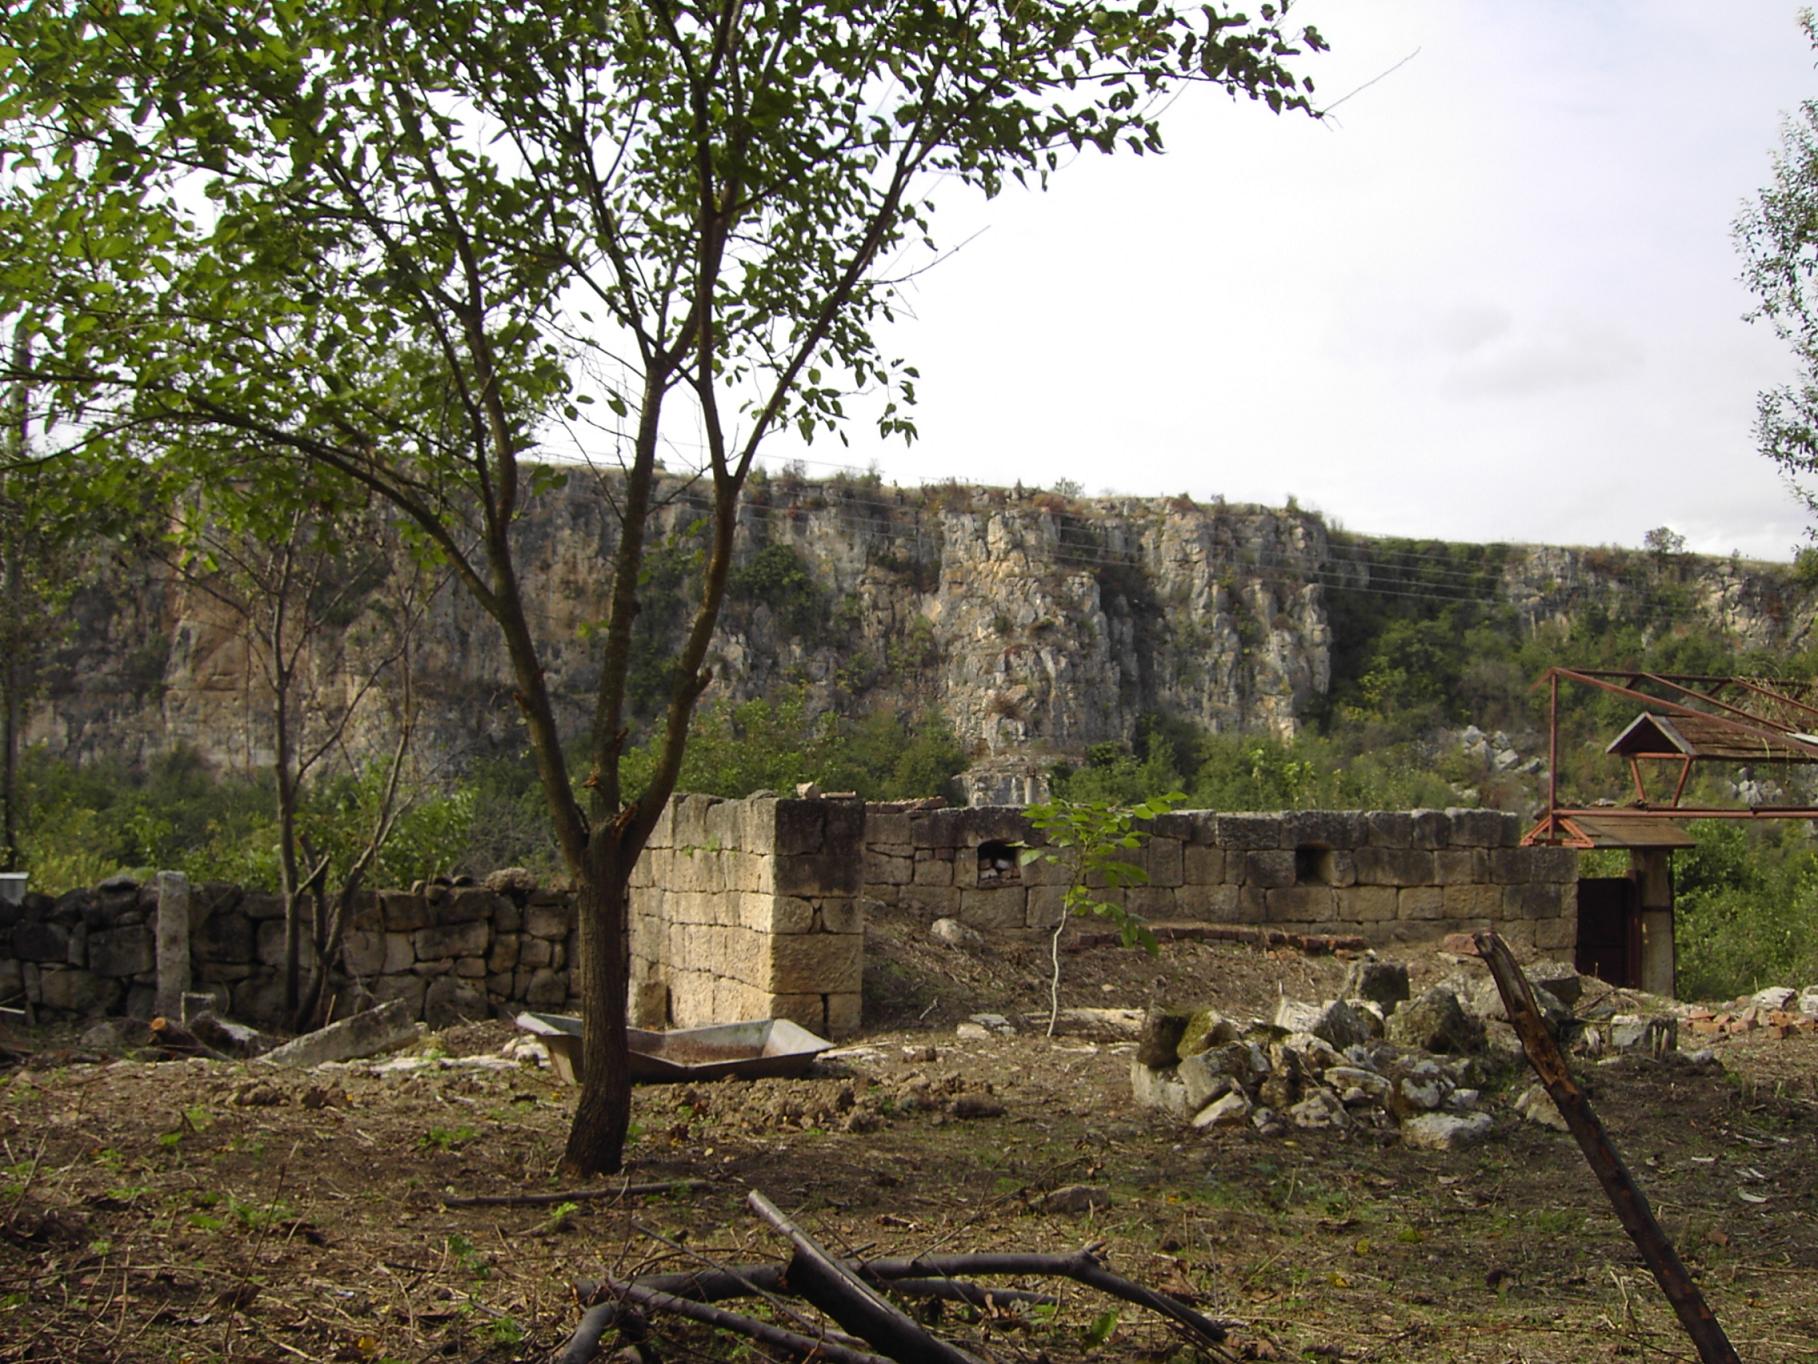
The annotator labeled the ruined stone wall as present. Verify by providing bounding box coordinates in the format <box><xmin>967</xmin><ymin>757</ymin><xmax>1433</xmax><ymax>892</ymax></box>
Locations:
<box><xmin>0</xmin><ymin>796</ymin><xmax>868</xmax><ymax>1036</ymax></box>
<box><xmin>629</xmin><ymin>795</ymin><xmax>864</xmax><ymax>1038</ymax></box>
<box><xmin>0</xmin><ymin>873</ymin><xmax>581</xmax><ymax>1029</ymax></box>
<box><xmin>862</xmin><ymin>805</ymin><xmax>1579</xmax><ymax>953</ymax></box>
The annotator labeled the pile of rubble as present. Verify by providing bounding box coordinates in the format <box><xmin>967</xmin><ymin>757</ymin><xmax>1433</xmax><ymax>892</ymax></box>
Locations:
<box><xmin>1684</xmin><ymin>984</ymin><xmax>1818</xmax><ymax>1039</ymax></box>
<box><xmin>1130</xmin><ymin>957</ymin><xmax>1693</xmax><ymax>1150</ymax></box>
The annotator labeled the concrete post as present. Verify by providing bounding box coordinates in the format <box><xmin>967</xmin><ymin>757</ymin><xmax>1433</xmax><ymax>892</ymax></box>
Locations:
<box><xmin>155</xmin><ymin>870</ymin><xmax>191</xmax><ymax>1019</ymax></box>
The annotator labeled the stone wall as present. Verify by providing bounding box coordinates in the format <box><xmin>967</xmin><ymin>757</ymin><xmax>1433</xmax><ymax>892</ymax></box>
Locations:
<box><xmin>0</xmin><ymin>795</ymin><xmax>868</xmax><ymax>1036</ymax></box>
<box><xmin>862</xmin><ymin>805</ymin><xmax>1579</xmax><ymax>953</ymax></box>
<box><xmin>0</xmin><ymin>798</ymin><xmax>1574</xmax><ymax>1030</ymax></box>
<box><xmin>0</xmin><ymin>872</ymin><xmax>581</xmax><ymax>1029</ymax></box>
<box><xmin>628</xmin><ymin>794</ymin><xmax>864</xmax><ymax>1038</ymax></box>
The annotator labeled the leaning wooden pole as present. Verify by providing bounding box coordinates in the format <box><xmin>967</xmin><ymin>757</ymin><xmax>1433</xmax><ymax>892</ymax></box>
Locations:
<box><xmin>1473</xmin><ymin>931</ymin><xmax>1740</xmax><ymax>1364</ymax></box>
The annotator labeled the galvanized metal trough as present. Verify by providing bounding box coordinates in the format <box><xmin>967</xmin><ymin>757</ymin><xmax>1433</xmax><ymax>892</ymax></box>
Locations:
<box><xmin>515</xmin><ymin>1012</ymin><xmax>833</xmax><ymax>1085</ymax></box>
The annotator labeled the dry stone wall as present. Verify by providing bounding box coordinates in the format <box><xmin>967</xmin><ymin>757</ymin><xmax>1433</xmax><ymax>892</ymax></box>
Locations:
<box><xmin>1</xmin><ymin>797</ymin><xmax>1574</xmax><ymax>1031</ymax></box>
<box><xmin>0</xmin><ymin>872</ymin><xmax>581</xmax><ymax>1029</ymax></box>
<box><xmin>0</xmin><ymin>795</ymin><xmax>867</xmax><ymax>1037</ymax></box>
<box><xmin>863</xmin><ymin>804</ymin><xmax>1578</xmax><ymax>952</ymax></box>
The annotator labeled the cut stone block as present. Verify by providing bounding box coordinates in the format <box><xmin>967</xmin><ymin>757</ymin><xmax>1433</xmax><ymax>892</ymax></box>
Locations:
<box><xmin>258</xmin><ymin>999</ymin><xmax>418</xmax><ymax>1067</ymax></box>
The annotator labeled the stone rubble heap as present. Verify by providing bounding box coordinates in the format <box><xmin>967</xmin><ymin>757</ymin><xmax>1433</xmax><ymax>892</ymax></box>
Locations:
<box><xmin>1682</xmin><ymin>984</ymin><xmax>1818</xmax><ymax>1040</ymax></box>
<box><xmin>1129</xmin><ymin>956</ymin><xmax>1693</xmax><ymax>1151</ymax></box>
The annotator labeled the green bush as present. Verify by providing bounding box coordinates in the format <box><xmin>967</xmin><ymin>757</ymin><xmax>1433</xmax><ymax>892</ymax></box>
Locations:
<box><xmin>1675</xmin><ymin>820</ymin><xmax>1818</xmax><ymax>1000</ymax></box>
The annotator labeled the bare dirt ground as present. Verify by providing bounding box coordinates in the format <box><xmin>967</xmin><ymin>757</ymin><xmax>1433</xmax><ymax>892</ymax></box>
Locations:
<box><xmin>3</xmin><ymin>922</ymin><xmax>1817</xmax><ymax>1364</ymax></box>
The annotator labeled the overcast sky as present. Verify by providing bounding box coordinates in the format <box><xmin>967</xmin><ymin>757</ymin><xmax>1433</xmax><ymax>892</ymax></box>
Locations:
<box><xmin>759</xmin><ymin>1</ymin><xmax>1818</xmax><ymax>562</ymax></box>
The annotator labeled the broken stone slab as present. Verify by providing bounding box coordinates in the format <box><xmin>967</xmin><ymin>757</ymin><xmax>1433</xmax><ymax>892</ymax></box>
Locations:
<box><xmin>1021</xmin><ymin>1007</ymin><xmax>1143</xmax><ymax>1041</ymax></box>
<box><xmin>1469</xmin><ymin>977</ymin><xmax>1571</xmax><ymax>1033</ymax></box>
<box><xmin>1250</xmin><ymin>1106</ymin><xmax>1287</xmax><ymax>1138</ymax></box>
<box><xmin>1271</xmin><ymin>997</ymin><xmax>1372</xmax><ymax>1052</ymax></box>
<box><xmin>1192</xmin><ymin>1089</ymin><xmax>1252</xmax><ymax>1128</ymax></box>
<box><xmin>1177</xmin><ymin>1007</ymin><xmax>1239</xmax><ymax>1059</ymax></box>
<box><xmin>1130</xmin><ymin>1059</ymin><xmax>1194</xmax><ymax>1117</ymax></box>
<box><xmin>1136</xmin><ymin>1006</ymin><xmax>1192</xmax><ymax>1068</ymax></box>
<box><xmin>1177</xmin><ymin>1052</ymin><xmax>1236</xmax><ymax>1110</ymax></box>
<box><xmin>1514</xmin><ymin>1083</ymin><xmax>1569</xmax><ymax>1131</ymax></box>
<box><xmin>930</xmin><ymin>917</ymin><xmax>983</xmax><ymax>949</ymax></box>
<box><xmin>1523</xmin><ymin>960</ymin><xmax>1584</xmax><ymax>1008</ymax></box>
<box><xmin>1391</xmin><ymin>1075</ymin><xmax>1448</xmax><ymax>1115</ymax></box>
<box><xmin>1401</xmin><ymin>1111</ymin><xmax>1494</xmax><ymax>1151</ymax></box>
<box><xmin>1800</xmin><ymin>987</ymin><xmax>1818</xmax><ymax>1019</ymax></box>
<box><xmin>1341</xmin><ymin>958</ymin><xmax>1410</xmax><ymax>1012</ymax></box>
<box><xmin>1288</xmin><ymin>1087</ymin><xmax>1349</xmax><ymax>1130</ymax></box>
<box><xmin>1325</xmin><ymin>1065</ymin><xmax>1393</xmax><ymax>1103</ymax></box>
<box><xmin>1385</xmin><ymin>987</ymin><xmax>1485</xmax><ymax>1055</ymax></box>
<box><xmin>1750</xmin><ymin>985</ymin><xmax>1797</xmax><ymax>1011</ymax></box>
<box><xmin>256</xmin><ymin>999</ymin><xmax>419</xmax><ymax>1068</ymax></box>
<box><xmin>1604</xmin><ymin>1013</ymin><xmax>1678</xmax><ymax>1056</ymax></box>
<box><xmin>1280</xmin><ymin>1032</ymin><xmax>1342</xmax><ymax>1072</ymax></box>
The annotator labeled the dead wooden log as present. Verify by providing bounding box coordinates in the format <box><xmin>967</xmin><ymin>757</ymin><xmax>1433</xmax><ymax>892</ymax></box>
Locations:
<box><xmin>1474</xmin><ymin>930</ymin><xmax>1741</xmax><ymax>1364</ymax></box>
<box><xmin>148</xmin><ymin>1016</ymin><xmax>231</xmax><ymax>1061</ymax></box>
<box><xmin>748</xmin><ymin>1190</ymin><xmax>985</xmax><ymax>1364</ymax></box>
<box><xmin>184</xmin><ymin>1011</ymin><xmax>271</xmax><ymax>1058</ymax></box>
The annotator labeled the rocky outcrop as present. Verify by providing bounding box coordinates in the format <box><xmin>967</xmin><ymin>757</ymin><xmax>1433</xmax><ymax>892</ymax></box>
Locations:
<box><xmin>22</xmin><ymin>475</ymin><xmax>1815</xmax><ymax>783</ymax></box>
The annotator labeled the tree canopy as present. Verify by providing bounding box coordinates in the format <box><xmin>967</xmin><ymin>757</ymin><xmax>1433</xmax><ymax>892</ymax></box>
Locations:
<box><xmin>0</xmin><ymin>0</ymin><xmax>1326</xmax><ymax>1173</ymax></box>
<box><xmin>1738</xmin><ymin>11</ymin><xmax>1818</xmax><ymax>521</ymax></box>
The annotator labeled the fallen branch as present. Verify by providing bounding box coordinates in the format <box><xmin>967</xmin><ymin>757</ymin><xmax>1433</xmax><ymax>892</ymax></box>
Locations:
<box><xmin>579</xmin><ymin>1266</ymin><xmax>1055</xmax><ymax>1311</ymax></box>
<box><xmin>557</xmin><ymin>1192</ymin><xmax>1234</xmax><ymax>1364</ymax></box>
<box><xmin>1475</xmin><ymin>930</ymin><xmax>1740</xmax><ymax>1364</ymax></box>
<box><xmin>607</xmin><ymin>1281</ymin><xmax>892</xmax><ymax>1364</ymax></box>
<box><xmin>749</xmin><ymin>1189</ymin><xmax>985</xmax><ymax>1364</ymax></box>
<box><xmin>860</xmin><ymin>1248</ymin><xmax>1229</xmax><ymax>1352</ymax></box>
<box><xmin>437</xmin><ymin>1179</ymin><xmax>702</xmax><ymax>1209</ymax></box>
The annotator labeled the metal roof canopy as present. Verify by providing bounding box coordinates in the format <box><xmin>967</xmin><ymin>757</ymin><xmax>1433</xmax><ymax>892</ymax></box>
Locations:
<box><xmin>1547</xmin><ymin>812</ymin><xmax>1698</xmax><ymax>850</ymax></box>
<box><xmin>1525</xmin><ymin>668</ymin><xmax>1818</xmax><ymax>848</ymax></box>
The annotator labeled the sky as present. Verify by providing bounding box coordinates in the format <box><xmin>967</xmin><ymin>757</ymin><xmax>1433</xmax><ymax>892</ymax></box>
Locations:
<box><xmin>759</xmin><ymin>1</ymin><xmax>1818</xmax><ymax>562</ymax></box>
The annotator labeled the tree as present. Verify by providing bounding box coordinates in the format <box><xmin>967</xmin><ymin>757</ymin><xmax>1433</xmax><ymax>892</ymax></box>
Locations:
<box><xmin>1739</xmin><ymin>12</ymin><xmax>1818</xmax><ymax>518</ymax></box>
<box><xmin>0</xmin><ymin>327</ymin><xmax>85</xmax><ymax>875</ymax></box>
<box><xmin>1019</xmin><ymin>791</ymin><xmax>1185</xmax><ymax>1035</ymax></box>
<box><xmin>0</xmin><ymin>0</ymin><xmax>1324</xmax><ymax>1174</ymax></box>
<box><xmin>157</xmin><ymin>498</ymin><xmax>436</xmax><ymax>1029</ymax></box>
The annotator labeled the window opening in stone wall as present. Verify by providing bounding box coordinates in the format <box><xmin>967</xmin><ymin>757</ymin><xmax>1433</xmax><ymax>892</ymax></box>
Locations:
<box><xmin>977</xmin><ymin>840</ymin><xmax>1021</xmax><ymax>886</ymax></box>
<box><xmin>1295</xmin><ymin>844</ymin><xmax>1335</xmax><ymax>886</ymax></box>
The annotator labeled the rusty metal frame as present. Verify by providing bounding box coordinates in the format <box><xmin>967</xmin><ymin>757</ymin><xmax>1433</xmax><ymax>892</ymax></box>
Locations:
<box><xmin>1524</xmin><ymin>667</ymin><xmax>1818</xmax><ymax>846</ymax></box>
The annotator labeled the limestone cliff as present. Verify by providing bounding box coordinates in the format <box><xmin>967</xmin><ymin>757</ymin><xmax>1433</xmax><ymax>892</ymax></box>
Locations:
<box><xmin>22</xmin><ymin>474</ymin><xmax>1815</xmax><ymax>788</ymax></box>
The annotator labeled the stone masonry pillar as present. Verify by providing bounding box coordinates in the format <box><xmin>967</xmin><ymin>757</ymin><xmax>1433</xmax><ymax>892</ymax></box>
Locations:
<box><xmin>155</xmin><ymin>870</ymin><xmax>191</xmax><ymax>1019</ymax></box>
<box><xmin>1630</xmin><ymin>849</ymin><xmax>1676</xmax><ymax>999</ymax></box>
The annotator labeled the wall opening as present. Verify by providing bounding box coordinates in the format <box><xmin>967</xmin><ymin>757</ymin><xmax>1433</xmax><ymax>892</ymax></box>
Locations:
<box><xmin>977</xmin><ymin>840</ymin><xmax>1021</xmax><ymax>886</ymax></box>
<box><xmin>1294</xmin><ymin>843</ymin><xmax>1335</xmax><ymax>886</ymax></box>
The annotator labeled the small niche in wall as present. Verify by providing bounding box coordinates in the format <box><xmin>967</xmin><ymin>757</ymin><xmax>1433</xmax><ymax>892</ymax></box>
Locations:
<box><xmin>1295</xmin><ymin>843</ymin><xmax>1336</xmax><ymax>886</ymax></box>
<box><xmin>977</xmin><ymin>840</ymin><xmax>1021</xmax><ymax>886</ymax></box>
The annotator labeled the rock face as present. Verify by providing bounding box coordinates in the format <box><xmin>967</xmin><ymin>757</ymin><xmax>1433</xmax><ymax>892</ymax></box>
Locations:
<box><xmin>25</xmin><ymin>475</ymin><xmax>1816</xmax><ymax>781</ymax></box>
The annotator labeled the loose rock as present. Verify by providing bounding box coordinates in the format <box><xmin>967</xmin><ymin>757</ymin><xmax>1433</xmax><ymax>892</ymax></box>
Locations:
<box><xmin>1401</xmin><ymin>1111</ymin><xmax>1494</xmax><ymax>1151</ymax></box>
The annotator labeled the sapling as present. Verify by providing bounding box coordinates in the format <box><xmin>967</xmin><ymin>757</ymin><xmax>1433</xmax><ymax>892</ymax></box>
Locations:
<box><xmin>1019</xmin><ymin>792</ymin><xmax>1187</xmax><ymax>1036</ymax></box>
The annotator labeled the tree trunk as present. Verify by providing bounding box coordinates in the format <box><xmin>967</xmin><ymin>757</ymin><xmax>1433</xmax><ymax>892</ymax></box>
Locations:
<box><xmin>1</xmin><ymin>333</ymin><xmax>28</xmax><ymax>874</ymax></box>
<box><xmin>562</xmin><ymin>839</ymin><xmax>633</xmax><ymax>1176</ymax></box>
